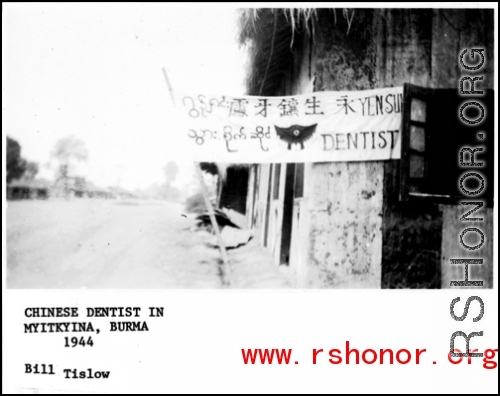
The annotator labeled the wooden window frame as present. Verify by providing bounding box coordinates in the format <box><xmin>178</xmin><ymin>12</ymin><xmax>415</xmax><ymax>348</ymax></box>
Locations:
<box><xmin>399</xmin><ymin>83</ymin><xmax>494</xmax><ymax>207</ymax></box>
<box><xmin>400</xmin><ymin>83</ymin><xmax>433</xmax><ymax>202</ymax></box>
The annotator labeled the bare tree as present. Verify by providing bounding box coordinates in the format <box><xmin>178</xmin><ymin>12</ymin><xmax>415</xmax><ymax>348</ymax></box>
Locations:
<box><xmin>51</xmin><ymin>136</ymin><xmax>88</xmax><ymax>196</ymax></box>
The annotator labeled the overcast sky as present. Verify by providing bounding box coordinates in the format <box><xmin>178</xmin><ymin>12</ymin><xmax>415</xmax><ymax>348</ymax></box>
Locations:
<box><xmin>2</xmin><ymin>3</ymin><xmax>247</xmax><ymax>190</ymax></box>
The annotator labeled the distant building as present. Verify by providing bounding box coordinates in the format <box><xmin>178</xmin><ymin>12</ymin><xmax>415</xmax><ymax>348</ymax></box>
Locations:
<box><xmin>7</xmin><ymin>178</ymin><xmax>50</xmax><ymax>200</ymax></box>
<box><xmin>7</xmin><ymin>177</ymin><xmax>119</xmax><ymax>200</ymax></box>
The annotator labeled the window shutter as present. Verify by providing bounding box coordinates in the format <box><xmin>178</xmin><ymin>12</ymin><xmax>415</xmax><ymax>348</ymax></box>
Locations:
<box><xmin>400</xmin><ymin>83</ymin><xmax>494</xmax><ymax>206</ymax></box>
<box><xmin>400</xmin><ymin>83</ymin><xmax>432</xmax><ymax>201</ymax></box>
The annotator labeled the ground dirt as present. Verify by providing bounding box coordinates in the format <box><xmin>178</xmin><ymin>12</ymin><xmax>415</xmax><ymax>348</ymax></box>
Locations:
<box><xmin>7</xmin><ymin>199</ymin><xmax>290</xmax><ymax>289</ymax></box>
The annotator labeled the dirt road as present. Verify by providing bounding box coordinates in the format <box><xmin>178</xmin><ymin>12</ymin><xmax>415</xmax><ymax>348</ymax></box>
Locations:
<box><xmin>7</xmin><ymin>199</ymin><xmax>289</xmax><ymax>289</ymax></box>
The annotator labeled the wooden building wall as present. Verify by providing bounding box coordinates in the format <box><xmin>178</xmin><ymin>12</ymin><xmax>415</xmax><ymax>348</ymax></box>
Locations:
<box><xmin>246</xmin><ymin>9</ymin><xmax>494</xmax><ymax>288</ymax></box>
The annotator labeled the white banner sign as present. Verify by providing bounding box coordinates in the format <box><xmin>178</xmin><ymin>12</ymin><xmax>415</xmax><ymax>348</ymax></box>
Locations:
<box><xmin>173</xmin><ymin>87</ymin><xmax>403</xmax><ymax>163</ymax></box>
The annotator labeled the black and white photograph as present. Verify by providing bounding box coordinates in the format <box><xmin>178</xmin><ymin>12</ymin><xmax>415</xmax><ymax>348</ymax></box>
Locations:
<box><xmin>2</xmin><ymin>3</ymin><xmax>498</xmax><ymax>394</ymax></box>
<box><xmin>5</xmin><ymin>5</ymin><xmax>494</xmax><ymax>290</ymax></box>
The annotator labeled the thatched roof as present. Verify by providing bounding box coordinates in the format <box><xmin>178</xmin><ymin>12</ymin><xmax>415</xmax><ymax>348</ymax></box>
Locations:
<box><xmin>8</xmin><ymin>178</ymin><xmax>51</xmax><ymax>189</ymax></box>
<box><xmin>238</xmin><ymin>8</ymin><xmax>356</xmax><ymax>96</ymax></box>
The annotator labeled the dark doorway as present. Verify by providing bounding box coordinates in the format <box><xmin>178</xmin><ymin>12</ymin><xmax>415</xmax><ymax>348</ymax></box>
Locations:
<box><xmin>219</xmin><ymin>166</ymin><xmax>249</xmax><ymax>215</ymax></box>
<box><xmin>279</xmin><ymin>164</ymin><xmax>296</xmax><ymax>264</ymax></box>
<box><xmin>263</xmin><ymin>165</ymin><xmax>273</xmax><ymax>247</ymax></box>
<box><xmin>251</xmin><ymin>165</ymin><xmax>259</xmax><ymax>228</ymax></box>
